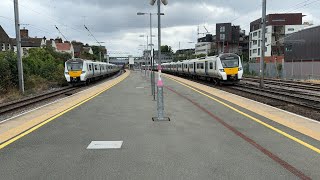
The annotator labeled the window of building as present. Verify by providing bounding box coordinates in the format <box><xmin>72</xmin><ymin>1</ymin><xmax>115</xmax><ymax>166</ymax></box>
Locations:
<box><xmin>258</xmin><ymin>40</ymin><xmax>260</xmax><ymax>47</ymax></box>
<box><xmin>258</xmin><ymin>48</ymin><xmax>260</xmax><ymax>55</ymax></box>
<box><xmin>220</xmin><ymin>34</ymin><xmax>225</xmax><ymax>40</ymax></box>
<box><xmin>1</xmin><ymin>43</ymin><xmax>4</xmax><ymax>51</ymax></box>
<box><xmin>258</xmin><ymin>31</ymin><xmax>261</xmax><ymax>38</ymax></box>
<box><xmin>250</xmin><ymin>42</ymin><xmax>252</xmax><ymax>48</ymax></box>
<box><xmin>210</xmin><ymin>62</ymin><xmax>213</xmax><ymax>69</ymax></box>
<box><xmin>265</xmin><ymin>46</ymin><xmax>267</xmax><ymax>52</ymax></box>
<box><xmin>253</xmin><ymin>49</ymin><xmax>257</xmax><ymax>53</ymax></box>
<box><xmin>253</xmin><ymin>40</ymin><xmax>257</xmax><ymax>45</ymax></box>
<box><xmin>285</xmin><ymin>45</ymin><xmax>292</xmax><ymax>52</ymax></box>
<box><xmin>253</xmin><ymin>32</ymin><xmax>258</xmax><ymax>37</ymax></box>
<box><xmin>220</xmin><ymin>26</ymin><xmax>225</xmax><ymax>32</ymax></box>
<box><xmin>250</xmin><ymin>50</ymin><xmax>252</xmax><ymax>56</ymax></box>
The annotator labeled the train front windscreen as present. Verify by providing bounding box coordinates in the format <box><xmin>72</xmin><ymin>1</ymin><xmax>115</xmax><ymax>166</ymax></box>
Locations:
<box><xmin>66</xmin><ymin>60</ymin><xmax>83</xmax><ymax>71</ymax></box>
<box><xmin>220</xmin><ymin>55</ymin><xmax>239</xmax><ymax>68</ymax></box>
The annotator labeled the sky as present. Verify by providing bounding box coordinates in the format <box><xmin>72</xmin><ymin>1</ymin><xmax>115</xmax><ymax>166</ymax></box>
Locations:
<box><xmin>1</xmin><ymin>0</ymin><xmax>319</xmax><ymax>56</ymax></box>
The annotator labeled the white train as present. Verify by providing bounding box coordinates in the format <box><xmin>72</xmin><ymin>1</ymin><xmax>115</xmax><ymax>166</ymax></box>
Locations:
<box><xmin>161</xmin><ymin>53</ymin><xmax>243</xmax><ymax>84</ymax></box>
<box><xmin>64</xmin><ymin>58</ymin><xmax>121</xmax><ymax>84</ymax></box>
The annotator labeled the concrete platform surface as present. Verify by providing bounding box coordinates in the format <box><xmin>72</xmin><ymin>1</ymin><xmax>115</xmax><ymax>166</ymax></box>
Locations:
<box><xmin>0</xmin><ymin>70</ymin><xmax>319</xmax><ymax>180</ymax></box>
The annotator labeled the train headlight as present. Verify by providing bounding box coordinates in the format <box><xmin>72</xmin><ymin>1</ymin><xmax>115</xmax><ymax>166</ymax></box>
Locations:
<box><xmin>219</xmin><ymin>69</ymin><xmax>225</xmax><ymax>72</ymax></box>
<box><xmin>238</xmin><ymin>67</ymin><xmax>243</xmax><ymax>71</ymax></box>
<box><xmin>82</xmin><ymin>71</ymin><xmax>86</xmax><ymax>74</ymax></box>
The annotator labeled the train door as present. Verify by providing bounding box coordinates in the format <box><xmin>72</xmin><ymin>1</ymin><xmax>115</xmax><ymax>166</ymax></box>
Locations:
<box><xmin>92</xmin><ymin>63</ymin><xmax>95</xmax><ymax>76</ymax></box>
<box><xmin>205</xmin><ymin>61</ymin><xmax>208</xmax><ymax>75</ymax></box>
<box><xmin>193</xmin><ymin>62</ymin><xmax>196</xmax><ymax>74</ymax></box>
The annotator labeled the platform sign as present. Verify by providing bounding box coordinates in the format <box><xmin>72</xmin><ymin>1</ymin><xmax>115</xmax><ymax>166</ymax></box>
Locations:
<box><xmin>129</xmin><ymin>56</ymin><xmax>134</xmax><ymax>65</ymax></box>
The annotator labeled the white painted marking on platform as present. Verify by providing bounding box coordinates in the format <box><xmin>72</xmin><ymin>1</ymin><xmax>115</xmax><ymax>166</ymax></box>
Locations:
<box><xmin>136</xmin><ymin>87</ymin><xmax>145</xmax><ymax>89</ymax></box>
<box><xmin>87</xmin><ymin>141</ymin><xmax>123</xmax><ymax>149</ymax></box>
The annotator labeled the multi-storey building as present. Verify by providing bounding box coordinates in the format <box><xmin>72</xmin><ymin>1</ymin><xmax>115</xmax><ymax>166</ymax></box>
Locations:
<box><xmin>249</xmin><ymin>13</ymin><xmax>310</xmax><ymax>62</ymax></box>
<box><xmin>215</xmin><ymin>23</ymin><xmax>249</xmax><ymax>56</ymax></box>
<box><xmin>284</xmin><ymin>25</ymin><xmax>320</xmax><ymax>62</ymax></box>
<box><xmin>195</xmin><ymin>34</ymin><xmax>215</xmax><ymax>55</ymax></box>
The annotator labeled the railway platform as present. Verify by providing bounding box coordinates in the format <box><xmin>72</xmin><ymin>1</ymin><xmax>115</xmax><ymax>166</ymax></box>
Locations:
<box><xmin>0</xmin><ymin>70</ymin><xmax>319</xmax><ymax>179</ymax></box>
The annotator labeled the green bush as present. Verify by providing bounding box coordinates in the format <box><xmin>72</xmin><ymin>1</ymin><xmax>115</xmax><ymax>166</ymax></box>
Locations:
<box><xmin>0</xmin><ymin>47</ymin><xmax>70</xmax><ymax>95</ymax></box>
<box><xmin>0</xmin><ymin>52</ymin><xmax>18</xmax><ymax>93</ymax></box>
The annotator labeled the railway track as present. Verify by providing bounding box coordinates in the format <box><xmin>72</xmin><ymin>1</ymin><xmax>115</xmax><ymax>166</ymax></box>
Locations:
<box><xmin>0</xmin><ymin>70</ymin><xmax>125</xmax><ymax>119</ymax></box>
<box><xmin>162</xmin><ymin>72</ymin><xmax>320</xmax><ymax>120</ymax></box>
<box><xmin>243</xmin><ymin>77</ymin><xmax>320</xmax><ymax>91</ymax></box>
<box><xmin>0</xmin><ymin>86</ymin><xmax>78</xmax><ymax>116</ymax></box>
<box><xmin>231</xmin><ymin>84</ymin><xmax>320</xmax><ymax>110</ymax></box>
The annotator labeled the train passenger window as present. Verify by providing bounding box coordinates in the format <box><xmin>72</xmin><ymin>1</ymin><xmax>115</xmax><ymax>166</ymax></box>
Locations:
<box><xmin>215</xmin><ymin>61</ymin><xmax>217</xmax><ymax>70</ymax></box>
<box><xmin>210</xmin><ymin>62</ymin><xmax>213</xmax><ymax>69</ymax></box>
<box><xmin>201</xmin><ymin>63</ymin><xmax>204</xmax><ymax>69</ymax></box>
<box><xmin>89</xmin><ymin>65</ymin><xmax>92</xmax><ymax>71</ymax></box>
<box><xmin>95</xmin><ymin>65</ymin><xmax>98</xmax><ymax>70</ymax></box>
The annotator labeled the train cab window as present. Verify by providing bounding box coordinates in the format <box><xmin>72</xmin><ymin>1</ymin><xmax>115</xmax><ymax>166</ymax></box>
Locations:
<box><xmin>210</xmin><ymin>62</ymin><xmax>213</xmax><ymax>69</ymax></box>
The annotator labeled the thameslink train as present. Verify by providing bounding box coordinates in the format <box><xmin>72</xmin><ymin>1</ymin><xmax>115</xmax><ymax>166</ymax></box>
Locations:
<box><xmin>64</xmin><ymin>58</ymin><xmax>121</xmax><ymax>84</ymax></box>
<box><xmin>147</xmin><ymin>53</ymin><xmax>243</xmax><ymax>84</ymax></box>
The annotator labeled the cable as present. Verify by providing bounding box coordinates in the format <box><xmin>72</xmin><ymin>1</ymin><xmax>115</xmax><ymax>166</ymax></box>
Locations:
<box><xmin>84</xmin><ymin>25</ymin><xmax>102</xmax><ymax>46</ymax></box>
<box><xmin>55</xmin><ymin>25</ymin><xmax>68</xmax><ymax>41</ymax></box>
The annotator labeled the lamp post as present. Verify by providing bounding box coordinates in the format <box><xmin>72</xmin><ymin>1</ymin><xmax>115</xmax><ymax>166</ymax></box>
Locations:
<box><xmin>137</xmin><ymin>12</ymin><xmax>163</xmax><ymax>99</ymax></box>
<box><xmin>150</xmin><ymin>0</ymin><xmax>170</xmax><ymax>121</ymax></box>
<box><xmin>139</xmin><ymin>44</ymin><xmax>147</xmax><ymax>75</ymax></box>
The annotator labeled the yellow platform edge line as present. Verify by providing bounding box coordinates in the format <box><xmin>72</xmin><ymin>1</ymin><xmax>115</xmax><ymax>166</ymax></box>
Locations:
<box><xmin>165</xmin><ymin>75</ymin><xmax>320</xmax><ymax>154</ymax></box>
<box><xmin>0</xmin><ymin>71</ymin><xmax>130</xmax><ymax>150</ymax></box>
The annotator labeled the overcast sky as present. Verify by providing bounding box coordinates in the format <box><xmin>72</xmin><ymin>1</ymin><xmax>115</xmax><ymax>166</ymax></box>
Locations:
<box><xmin>1</xmin><ymin>0</ymin><xmax>319</xmax><ymax>56</ymax></box>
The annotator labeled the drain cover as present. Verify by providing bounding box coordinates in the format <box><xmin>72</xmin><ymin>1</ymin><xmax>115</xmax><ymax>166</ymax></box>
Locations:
<box><xmin>87</xmin><ymin>141</ymin><xmax>123</xmax><ymax>149</ymax></box>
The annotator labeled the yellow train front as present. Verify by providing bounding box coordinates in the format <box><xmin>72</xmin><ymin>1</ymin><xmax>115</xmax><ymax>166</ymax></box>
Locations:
<box><xmin>64</xmin><ymin>58</ymin><xmax>120</xmax><ymax>85</ymax></box>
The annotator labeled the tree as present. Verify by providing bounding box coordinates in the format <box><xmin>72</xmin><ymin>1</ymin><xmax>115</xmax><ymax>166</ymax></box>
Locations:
<box><xmin>161</xmin><ymin>45</ymin><xmax>173</xmax><ymax>53</ymax></box>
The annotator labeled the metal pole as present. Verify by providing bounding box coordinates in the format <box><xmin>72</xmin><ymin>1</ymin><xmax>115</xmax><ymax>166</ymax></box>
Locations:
<box><xmin>150</xmin><ymin>13</ymin><xmax>156</xmax><ymax>98</ymax></box>
<box><xmin>156</xmin><ymin>0</ymin><xmax>165</xmax><ymax>120</ymax></box>
<box><xmin>14</xmin><ymin>0</ymin><xmax>24</xmax><ymax>94</ymax></box>
<box><xmin>99</xmin><ymin>51</ymin><xmax>101</xmax><ymax>61</ymax></box>
<box><xmin>152</xmin><ymin>48</ymin><xmax>156</xmax><ymax>101</ymax></box>
<box><xmin>260</xmin><ymin>0</ymin><xmax>266</xmax><ymax>88</ymax></box>
<box><xmin>147</xmin><ymin>35</ymin><xmax>149</xmax><ymax>76</ymax></box>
